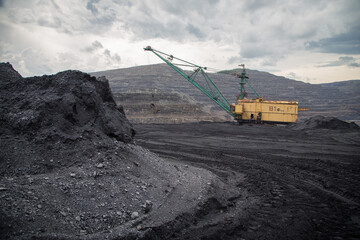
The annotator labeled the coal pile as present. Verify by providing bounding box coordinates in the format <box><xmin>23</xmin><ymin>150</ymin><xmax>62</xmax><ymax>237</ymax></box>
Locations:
<box><xmin>0</xmin><ymin>62</ymin><xmax>136</xmax><ymax>176</ymax></box>
<box><xmin>0</xmin><ymin>63</ymin><xmax>217</xmax><ymax>239</ymax></box>
<box><xmin>292</xmin><ymin>115</ymin><xmax>360</xmax><ymax>130</ymax></box>
<box><xmin>0</xmin><ymin>62</ymin><xmax>135</xmax><ymax>143</ymax></box>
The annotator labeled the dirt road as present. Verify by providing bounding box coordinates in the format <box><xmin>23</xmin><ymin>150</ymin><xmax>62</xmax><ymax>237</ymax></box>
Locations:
<box><xmin>134</xmin><ymin>122</ymin><xmax>360</xmax><ymax>240</ymax></box>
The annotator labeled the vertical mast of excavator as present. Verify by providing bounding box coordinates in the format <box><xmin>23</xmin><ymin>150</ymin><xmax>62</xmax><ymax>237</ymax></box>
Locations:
<box><xmin>237</xmin><ymin>64</ymin><xmax>260</xmax><ymax>100</ymax></box>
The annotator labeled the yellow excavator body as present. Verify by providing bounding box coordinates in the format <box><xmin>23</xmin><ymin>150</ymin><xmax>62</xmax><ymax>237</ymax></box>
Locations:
<box><xmin>230</xmin><ymin>98</ymin><xmax>299</xmax><ymax>123</ymax></box>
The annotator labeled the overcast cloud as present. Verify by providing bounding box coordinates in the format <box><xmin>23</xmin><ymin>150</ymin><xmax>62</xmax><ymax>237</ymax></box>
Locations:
<box><xmin>0</xmin><ymin>0</ymin><xmax>359</xmax><ymax>83</ymax></box>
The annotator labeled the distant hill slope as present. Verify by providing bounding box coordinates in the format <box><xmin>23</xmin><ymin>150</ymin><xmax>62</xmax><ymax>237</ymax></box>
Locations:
<box><xmin>320</xmin><ymin>80</ymin><xmax>360</xmax><ymax>96</ymax></box>
<box><xmin>112</xmin><ymin>89</ymin><xmax>225</xmax><ymax>124</ymax></box>
<box><xmin>92</xmin><ymin>64</ymin><xmax>360</xmax><ymax>122</ymax></box>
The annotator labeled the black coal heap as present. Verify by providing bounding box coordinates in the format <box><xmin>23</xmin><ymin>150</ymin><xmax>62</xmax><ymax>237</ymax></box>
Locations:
<box><xmin>0</xmin><ymin>62</ymin><xmax>135</xmax><ymax>143</ymax></box>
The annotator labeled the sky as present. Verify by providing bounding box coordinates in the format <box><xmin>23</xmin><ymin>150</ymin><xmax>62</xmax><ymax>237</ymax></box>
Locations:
<box><xmin>0</xmin><ymin>0</ymin><xmax>359</xmax><ymax>84</ymax></box>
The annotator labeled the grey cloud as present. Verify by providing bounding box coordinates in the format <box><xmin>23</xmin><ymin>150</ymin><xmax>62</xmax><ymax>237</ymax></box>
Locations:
<box><xmin>348</xmin><ymin>62</ymin><xmax>360</xmax><ymax>67</ymax></box>
<box><xmin>89</xmin><ymin>11</ymin><xmax>117</xmax><ymax>26</ymax></box>
<box><xmin>86</xmin><ymin>0</ymin><xmax>100</xmax><ymax>15</ymax></box>
<box><xmin>21</xmin><ymin>48</ymin><xmax>53</xmax><ymax>76</ymax></box>
<box><xmin>186</xmin><ymin>24</ymin><xmax>205</xmax><ymax>39</ymax></box>
<box><xmin>3</xmin><ymin>3</ymin><xmax>63</xmax><ymax>30</ymax></box>
<box><xmin>124</xmin><ymin>14</ymin><xmax>200</xmax><ymax>41</ymax></box>
<box><xmin>227</xmin><ymin>56</ymin><xmax>241</xmax><ymax>64</ymax></box>
<box><xmin>37</xmin><ymin>16</ymin><xmax>62</xmax><ymax>28</ymax></box>
<box><xmin>245</xmin><ymin>0</ymin><xmax>273</xmax><ymax>12</ymax></box>
<box><xmin>7</xmin><ymin>8</ymin><xmax>35</xmax><ymax>25</ymax></box>
<box><xmin>287</xmin><ymin>72</ymin><xmax>297</xmax><ymax>79</ymax></box>
<box><xmin>2</xmin><ymin>0</ymin><xmax>360</xmax><ymax>79</ymax></box>
<box><xmin>261</xmin><ymin>59</ymin><xmax>278</xmax><ymax>67</ymax></box>
<box><xmin>306</xmin><ymin>24</ymin><xmax>360</xmax><ymax>54</ymax></box>
<box><xmin>317</xmin><ymin>56</ymin><xmax>360</xmax><ymax>68</ymax></box>
<box><xmin>104</xmin><ymin>49</ymin><xmax>111</xmax><ymax>57</ymax></box>
<box><xmin>92</xmin><ymin>41</ymin><xmax>103</xmax><ymax>49</ymax></box>
<box><xmin>240</xmin><ymin>48</ymin><xmax>266</xmax><ymax>59</ymax></box>
<box><xmin>112</xmin><ymin>0</ymin><xmax>132</xmax><ymax>7</ymax></box>
<box><xmin>120</xmin><ymin>3</ymin><xmax>170</xmax><ymax>39</ymax></box>
<box><xmin>121</xmin><ymin>1</ymin><xmax>209</xmax><ymax>42</ymax></box>
<box><xmin>240</xmin><ymin>43</ymin><xmax>277</xmax><ymax>59</ymax></box>
<box><xmin>113</xmin><ymin>54</ymin><xmax>121</xmax><ymax>62</ymax></box>
<box><xmin>4</xmin><ymin>0</ymin><xmax>117</xmax><ymax>35</ymax></box>
<box><xmin>50</xmin><ymin>0</ymin><xmax>60</xmax><ymax>10</ymax></box>
<box><xmin>160</xmin><ymin>0</ymin><xmax>191</xmax><ymax>15</ymax></box>
<box><xmin>103</xmin><ymin>49</ymin><xmax>121</xmax><ymax>63</ymax></box>
<box><xmin>124</xmin><ymin>19</ymin><xmax>163</xmax><ymax>39</ymax></box>
<box><xmin>287</xmin><ymin>72</ymin><xmax>313</xmax><ymax>82</ymax></box>
<box><xmin>84</xmin><ymin>41</ymin><xmax>103</xmax><ymax>52</ymax></box>
<box><xmin>139</xmin><ymin>0</ymin><xmax>219</xmax><ymax>34</ymax></box>
<box><xmin>157</xmin><ymin>0</ymin><xmax>209</xmax><ymax>15</ymax></box>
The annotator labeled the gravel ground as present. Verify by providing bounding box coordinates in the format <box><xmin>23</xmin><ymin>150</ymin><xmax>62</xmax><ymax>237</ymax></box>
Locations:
<box><xmin>134</xmin><ymin>122</ymin><xmax>360</xmax><ymax>240</ymax></box>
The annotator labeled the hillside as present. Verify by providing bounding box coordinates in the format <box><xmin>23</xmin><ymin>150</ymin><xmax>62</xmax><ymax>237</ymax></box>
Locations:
<box><xmin>92</xmin><ymin>64</ymin><xmax>360</xmax><ymax>122</ymax></box>
<box><xmin>112</xmin><ymin>89</ymin><xmax>225</xmax><ymax>123</ymax></box>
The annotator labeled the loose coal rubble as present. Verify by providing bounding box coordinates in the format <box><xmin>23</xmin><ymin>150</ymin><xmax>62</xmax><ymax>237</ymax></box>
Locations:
<box><xmin>0</xmin><ymin>62</ymin><xmax>135</xmax><ymax>143</ymax></box>
<box><xmin>0</xmin><ymin>63</ymin><xmax>220</xmax><ymax>239</ymax></box>
<box><xmin>291</xmin><ymin>115</ymin><xmax>359</xmax><ymax>130</ymax></box>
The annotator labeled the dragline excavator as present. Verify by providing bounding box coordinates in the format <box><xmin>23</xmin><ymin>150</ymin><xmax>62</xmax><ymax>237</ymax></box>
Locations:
<box><xmin>144</xmin><ymin>46</ymin><xmax>308</xmax><ymax>124</ymax></box>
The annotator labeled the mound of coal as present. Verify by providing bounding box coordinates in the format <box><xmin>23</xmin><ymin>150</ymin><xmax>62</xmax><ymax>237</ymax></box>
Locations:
<box><xmin>0</xmin><ymin>62</ymin><xmax>135</xmax><ymax>143</ymax></box>
<box><xmin>0</xmin><ymin>63</ymin><xmax>219</xmax><ymax>240</ymax></box>
<box><xmin>292</xmin><ymin>115</ymin><xmax>360</xmax><ymax>130</ymax></box>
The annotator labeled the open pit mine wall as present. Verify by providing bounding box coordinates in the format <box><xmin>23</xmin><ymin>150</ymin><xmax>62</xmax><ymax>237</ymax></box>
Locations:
<box><xmin>113</xmin><ymin>90</ymin><xmax>230</xmax><ymax>124</ymax></box>
<box><xmin>92</xmin><ymin>64</ymin><xmax>360</xmax><ymax>123</ymax></box>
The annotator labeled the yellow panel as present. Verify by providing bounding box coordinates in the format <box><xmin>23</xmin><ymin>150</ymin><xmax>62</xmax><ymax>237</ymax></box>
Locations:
<box><xmin>233</xmin><ymin>99</ymin><xmax>299</xmax><ymax>123</ymax></box>
<box><xmin>234</xmin><ymin>104</ymin><xmax>243</xmax><ymax>114</ymax></box>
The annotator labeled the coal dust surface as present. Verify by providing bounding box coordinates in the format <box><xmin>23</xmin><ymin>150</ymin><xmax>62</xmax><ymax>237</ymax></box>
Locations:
<box><xmin>134</xmin><ymin>122</ymin><xmax>360</xmax><ymax>240</ymax></box>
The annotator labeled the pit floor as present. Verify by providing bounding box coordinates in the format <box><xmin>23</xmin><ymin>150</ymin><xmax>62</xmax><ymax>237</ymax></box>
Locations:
<box><xmin>134</xmin><ymin>122</ymin><xmax>360</xmax><ymax>240</ymax></box>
